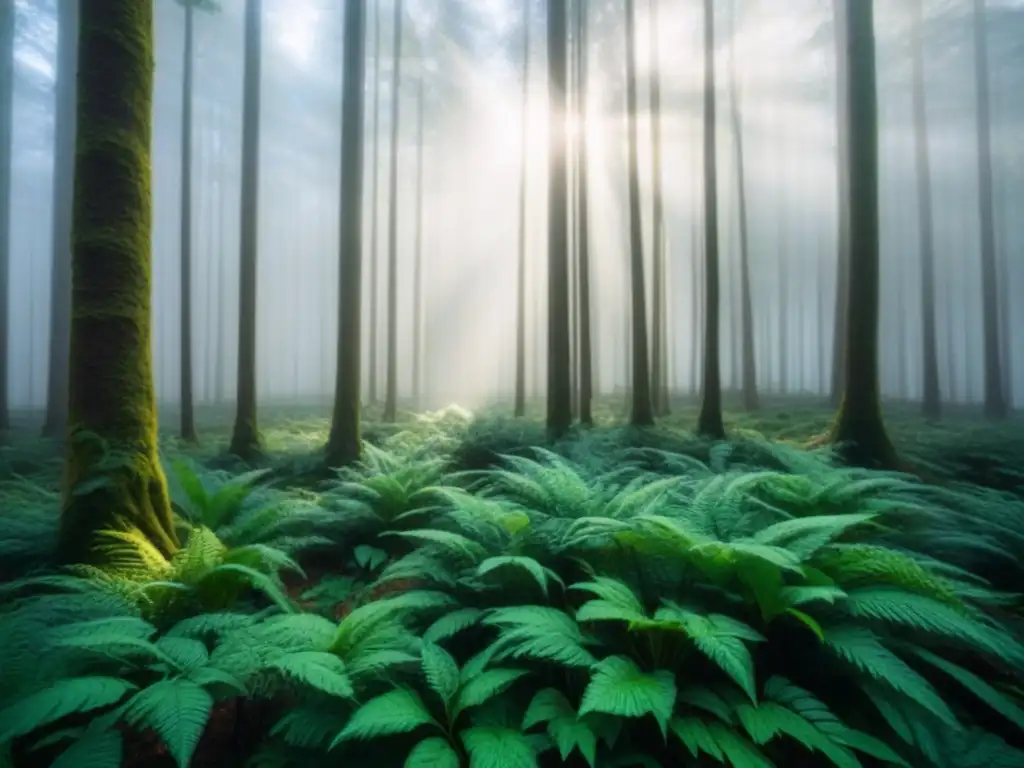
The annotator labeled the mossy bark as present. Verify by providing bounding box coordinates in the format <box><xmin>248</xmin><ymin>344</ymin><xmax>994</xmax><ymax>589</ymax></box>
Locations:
<box><xmin>57</xmin><ymin>0</ymin><xmax>179</xmax><ymax>564</ymax></box>
<box><xmin>229</xmin><ymin>0</ymin><xmax>263</xmax><ymax>461</ymax></box>
<box><xmin>326</xmin><ymin>0</ymin><xmax>367</xmax><ymax>469</ymax></box>
<box><xmin>829</xmin><ymin>0</ymin><xmax>898</xmax><ymax>470</ymax></box>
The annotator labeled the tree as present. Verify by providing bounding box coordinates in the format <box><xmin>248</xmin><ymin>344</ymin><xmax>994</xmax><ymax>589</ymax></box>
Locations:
<box><xmin>368</xmin><ymin>1</ymin><xmax>381</xmax><ymax>405</ymax></box>
<box><xmin>829</xmin><ymin>0</ymin><xmax>850</xmax><ymax>407</ymax></box>
<box><xmin>58</xmin><ymin>0</ymin><xmax>179</xmax><ymax>563</ymax></box>
<box><xmin>575</xmin><ymin>0</ymin><xmax>593</xmax><ymax>425</ymax></box>
<box><xmin>970</xmin><ymin>0</ymin><xmax>1006</xmax><ymax>420</ymax></box>
<box><xmin>0</xmin><ymin>0</ymin><xmax>13</xmax><ymax>434</ymax></box>
<box><xmin>546</xmin><ymin>0</ymin><xmax>572</xmax><ymax>438</ymax></box>
<box><xmin>229</xmin><ymin>0</ymin><xmax>263</xmax><ymax>460</ymax></box>
<box><xmin>176</xmin><ymin>0</ymin><xmax>218</xmax><ymax>443</ymax></box>
<box><xmin>326</xmin><ymin>0</ymin><xmax>367</xmax><ymax>468</ymax></box>
<box><xmin>382</xmin><ymin>0</ymin><xmax>404</xmax><ymax>424</ymax></box>
<box><xmin>727</xmin><ymin>0</ymin><xmax>757</xmax><ymax>411</ymax></box>
<box><xmin>649</xmin><ymin>0</ymin><xmax>667</xmax><ymax>417</ymax></box>
<box><xmin>411</xmin><ymin>53</ymin><xmax>425</xmax><ymax>408</ymax></box>
<box><xmin>624</xmin><ymin>0</ymin><xmax>653</xmax><ymax>427</ymax></box>
<box><xmin>696</xmin><ymin>0</ymin><xmax>725</xmax><ymax>439</ymax></box>
<box><xmin>514</xmin><ymin>0</ymin><xmax>530</xmax><ymax>419</ymax></box>
<box><xmin>910</xmin><ymin>0</ymin><xmax>941</xmax><ymax>419</ymax></box>
<box><xmin>43</xmin><ymin>0</ymin><xmax>78</xmax><ymax>439</ymax></box>
<box><xmin>828</xmin><ymin>0</ymin><xmax>897</xmax><ymax>468</ymax></box>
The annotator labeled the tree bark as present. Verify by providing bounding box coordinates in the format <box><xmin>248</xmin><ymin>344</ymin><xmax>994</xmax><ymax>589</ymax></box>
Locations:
<box><xmin>326</xmin><ymin>0</ymin><xmax>367</xmax><ymax>468</ymax></box>
<box><xmin>514</xmin><ymin>0</ymin><xmax>530</xmax><ymax>418</ymax></box>
<box><xmin>382</xmin><ymin>0</ymin><xmax>404</xmax><ymax>423</ymax></box>
<box><xmin>0</xmin><ymin>0</ymin><xmax>13</xmax><ymax>434</ymax></box>
<box><xmin>412</xmin><ymin>63</ymin><xmax>424</xmax><ymax>408</ymax></box>
<box><xmin>229</xmin><ymin>0</ymin><xmax>263</xmax><ymax>460</ymax></box>
<box><xmin>179</xmin><ymin>2</ymin><xmax>197</xmax><ymax>442</ymax></box>
<box><xmin>59</xmin><ymin>0</ymin><xmax>178</xmax><ymax>563</ymax></box>
<box><xmin>829</xmin><ymin>0</ymin><xmax>850</xmax><ymax>407</ymax></box>
<box><xmin>368</xmin><ymin>1</ymin><xmax>381</xmax><ymax>405</ymax></box>
<box><xmin>576</xmin><ymin>0</ymin><xmax>593</xmax><ymax>425</ymax></box>
<box><xmin>649</xmin><ymin>0</ymin><xmax>666</xmax><ymax>417</ymax></box>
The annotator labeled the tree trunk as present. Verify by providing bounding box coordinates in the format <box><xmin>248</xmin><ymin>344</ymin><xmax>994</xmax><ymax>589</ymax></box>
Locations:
<box><xmin>829</xmin><ymin>0</ymin><xmax>850</xmax><ymax>407</ymax></box>
<box><xmin>697</xmin><ymin>0</ymin><xmax>724</xmax><ymax>439</ymax></box>
<box><xmin>229</xmin><ymin>0</ymin><xmax>263</xmax><ymax>460</ymax></box>
<box><xmin>911</xmin><ymin>0</ymin><xmax>941</xmax><ymax>419</ymax></box>
<box><xmin>326</xmin><ymin>0</ymin><xmax>367</xmax><ymax>468</ymax></box>
<box><xmin>546</xmin><ymin>0</ymin><xmax>572</xmax><ymax>438</ymax></box>
<box><xmin>43</xmin><ymin>0</ymin><xmax>78</xmax><ymax>440</ymax></box>
<box><xmin>368</xmin><ymin>1</ymin><xmax>381</xmax><ymax>405</ymax></box>
<box><xmin>829</xmin><ymin>0</ymin><xmax>897</xmax><ymax>469</ymax></box>
<box><xmin>576</xmin><ymin>0</ymin><xmax>593</xmax><ymax>425</ymax></box>
<box><xmin>215</xmin><ymin>100</ymin><xmax>226</xmax><ymax>405</ymax></box>
<box><xmin>971</xmin><ymin>0</ymin><xmax>1006</xmax><ymax>420</ymax></box>
<box><xmin>179</xmin><ymin>2</ymin><xmax>197</xmax><ymax>442</ymax></box>
<box><xmin>58</xmin><ymin>0</ymin><xmax>178</xmax><ymax>563</ymax></box>
<box><xmin>624</xmin><ymin>0</ymin><xmax>653</xmax><ymax>427</ymax></box>
<box><xmin>514</xmin><ymin>0</ymin><xmax>530</xmax><ymax>418</ymax></box>
<box><xmin>649</xmin><ymin>0</ymin><xmax>666</xmax><ymax>418</ymax></box>
<box><xmin>0</xmin><ymin>0</ymin><xmax>13</xmax><ymax>434</ymax></box>
<box><xmin>412</xmin><ymin>64</ymin><xmax>424</xmax><ymax>409</ymax></box>
<box><xmin>728</xmin><ymin>0</ymin><xmax>757</xmax><ymax>411</ymax></box>
<box><xmin>382</xmin><ymin>0</ymin><xmax>403</xmax><ymax>423</ymax></box>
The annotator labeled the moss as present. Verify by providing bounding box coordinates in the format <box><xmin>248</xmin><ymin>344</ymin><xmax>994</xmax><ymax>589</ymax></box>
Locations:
<box><xmin>56</xmin><ymin>0</ymin><xmax>179</xmax><ymax>563</ymax></box>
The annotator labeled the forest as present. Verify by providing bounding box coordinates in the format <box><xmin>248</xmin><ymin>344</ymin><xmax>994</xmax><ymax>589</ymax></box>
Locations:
<box><xmin>0</xmin><ymin>0</ymin><xmax>1022</xmax><ymax>766</ymax></box>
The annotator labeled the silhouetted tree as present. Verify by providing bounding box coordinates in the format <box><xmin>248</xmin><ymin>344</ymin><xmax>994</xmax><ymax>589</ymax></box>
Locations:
<box><xmin>0</xmin><ymin>0</ymin><xmax>13</xmax><ymax>434</ymax></box>
<box><xmin>412</xmin><ymin>55</ymin><xmax>425</xmax><ymax>408</ymax></box>
<box><xmin>576</xmin><ymin>0</ymin><xmax>593</xmax><ymax>425</ymax></box>
<box><xmin>368</xmin><ymin>1</ymin><xmax>381</xmax><ymax>405</ymax></box>
<box><xmin>649</xmin><ymin>0</ymin><xmax>667</xmax><ymax>417</ymax></box>
<box><xmin>514</xmin><ymin>0</ymin><xmax>530</xmax><ymax>418</ymax></box>
<box><xmin>383</xmin><ymin>0</ymin><xmax>404</xmax><ymax>423</ymax></box>
<box><xmin>829</xmin><ymin>0</ymin><xmax>850</xmax><ymax>408</ymax></box>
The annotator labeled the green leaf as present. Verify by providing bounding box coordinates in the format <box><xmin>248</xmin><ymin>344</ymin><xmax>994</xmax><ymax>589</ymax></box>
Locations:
<box><xmin>122</xmin><ymin>679</ymin><xmax>213</xmax><ymax>768</ymax></box>
<box><xmin>424</xmin><ymin>608</ymin><xmax>485</xmax><ymax>643</ymax></box>
<box><xmin>670</xmin><ymin>717</ymin><xmax>724</xmax><ymax>760</ymax></box>
<box><xmin>421</xmin><ymin>642</ymin><xmax>461</xmax><ymax>707</ymax></box>
<box><xmin>579</xmin><ymin>656</ymin><xmax>676</xmax><ymax>736</ymax></box>
<box><xmin>707</xmin><ymin>721</ymin><xmax>775</xmax><ymax>768</ymax></box>
<box><xmin>460</xmin><ymin>726</ymin><xmax>538</xmax><ymax>768</ymax></box>
<box><xmin>523</xmin><ymin>688</ymin><xmax>575</xmax><ymax>729</ymax></box>
<box><xmin>0</xmin><ymin>677</ymin><xmax>137</xmax><ymax>743</ymax></box>
<box><xmin>268</xmin><ymin>651</ymin><xmax>354</xmax><ymax>699</ymax></box>
<box><xmin>49</xmin><ymin>727</ymin><xmax>123</xmax><ymax>768</ymax></box>
<box><xmin>911</xmin><ymin>647</ymin><xmax>1024</xmax><ymax>731</ymax></box>
<box><xmin>354</xmin><ymin>545</ymin><xmax>388</xmax><ymax>571</ymax></box>
<box><xmin>476</xmin><ymin>556</ymin><xmax>560</xmax><ymax>596</ymax></box>
<box><xmin>155</xmin><ymin>636</ymin><xmax>209</xmax><ymax>671</ymax></box>
<box><xmin>456</xmin><ymin>669</ymin><xmax>529</xmax><ymax>717</ymax></box>
<box><xmin>752</xmin><ymin>513</ymin><xmax>877</xmax><ymax>557</ymax></box>
<box><xmin>405</xmin><ymin>737</ymin><xmax>460</xmax><ymax>768</ymax></box>
<box><xmin>785</xmin><ymin>608</ymin><xmax>825</xmax><ymax>642</ymax></box>
<box><xmin>333</xmin><ymin>688</ymin><xmax>438</xmax><ymax>746</ymax></box>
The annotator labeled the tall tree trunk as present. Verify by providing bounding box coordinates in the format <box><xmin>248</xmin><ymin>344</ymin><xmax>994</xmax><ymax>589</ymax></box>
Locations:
<box><xmin>624</xmin><ymin>0</ymin><xmax>653</xmax><ymax>427</ymax></box>
<box><xmin>59</xmin><ymin>0</ymin><xmax>178</xmax><ymax>563</ymax></box>
<box><xmin>514</xmin><ymin>0</ymin><xmax>530</xmax><ymax>418</ymax></box>
<box><xmin>382</xmin><ymin>0</ymin><xmax>404</xmax><ymax>423</ymax></box>
<box><xmin>179</xmin><ymin>2</ymin><xmax>197</xmax><ymax>442</ymax></box>
<box><xmin>971</xmin><ymin>0</ymin><xmax>1006</xmax><ymax>419</ymax></box>
<box><xmin>778</xmin><ymin>199</ymin><xmax>788</xmax><ymax>394</ymax></box>
<box><xmin>829</xmin><ymin>0</ymin><xmax>897</xmax><ymax>468</ymax></box>
<box><xmin>368</xmin><ymin>1</ymin><xmax>381</xmax><ymax>405</ymax></box>
<box><xmin>911</xmin><ymin>0</ymin><xmax>940</xmax><ymax>419</ymax></box>
<box><xmin>576</xmin><ymin>0</ymin><xmax>593</xmax><ymax>425</ymax></box>
<box><xmin>728</xmin><ymin>0</ymin><xmax>757</xmax><ymax>411</ymax></box>
<box><xmin>0</xmin><ymin>0</ymin><xmax>13</xmax><ymax>434</ymax></box>
<box><xmin>697</xmin><ymin>0</ymin><xmax>724</xmax><ymax>438</ymax></box>
<box><xmin>326</xmin><ymin>0</ymin><xmax>367</xmax><ymax>467</ymax></box>
<box><xmin>215</xmin><ymin>101</ymin><xmax>226</xmax><ymax>405</ymax></box>
<box><xmin>412</xmin><ymin>64</ymin><xmax>424</xmax><ymax>408</ymax></box>
<box><xmin>649</xmin><ymin>0</ymin><xmax>666</xmax><ymax>417</ymax></box>
<box><xmin>229</xmin><ymin>0</ymin><xmax>263</xmax><ymax>459</ymax></box>
<box><xmin>690</xmin><ymin>223</ymin><xmax>701</xmax><ymax>394</ymax></box>
<box><xmin>829</xmin><ymin>0</ymin><xmax>850</xmax><ymax>407</ymax></box>
<box><xmin>43</xmin><ymin>0</ymin><xmax>78</xmax><ymax>439</ymax></box>
<box><xmin>546</xmin><ymin>0</ymin><xmax>572</xmax><ymax>438</ymax></box>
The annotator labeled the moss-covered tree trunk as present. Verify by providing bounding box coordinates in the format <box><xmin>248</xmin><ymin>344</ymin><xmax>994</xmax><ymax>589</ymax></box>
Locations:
<box><xmin>43</xmin><ymin>0</ymin><xmax>78</xmax><ymax>440</ymax></box>
<box><xmin>514</xmin><ymin>0</ymin><xmax>530</xmax><ymax>418</ymax></box>
<box><xmin>58</xmin><ymin>0</ymin><xmax>179</xmax><ymax>563</ymax></box>
<box><xmin>382</xmin><ymin>0</ymin><xmax>403</xmax><ymax>424</ymax></box>
<box><xmin>910</xmin><ymin>0</ymin><xmax>941</xmax><ymax>420</ymax></box>
<box><xmin>697</xmin><ymin>0</ymin><xmax>725</xmax><ymax>439</ymax></box>
<box><xmin>178</xmin><ymin>2</ymin><xmax>197</xmax><ymax>442</ymax></box>
<box><xmin>546</xmin><ymin>0</ymin><xmax>572</xmax><ymax>438</ymax></box>
<box><xmin>0</xmin><ymin>0</ymin><xmax>13</xmax><ymax>434</ymax></box>
<box><xmin>229</xmin><ymin>0</ymin><xmax>263</xmax><ymax>460</ymax></box>
<box><xmin>326</xmin><ymin>0</ymin><xmax>367</xmax><ymax>468</ymax></box>
<box><xmin>829</xmin><ymin>0</ymin><xmax>897</xmax><ymax>469</ymax></box>
<box><xmin>624</xmin><ymin>0</ymin><xmax>653</xmax><ymax>427</ymax></box>
<box><xmin>575</xmin><ymin>0</ymin><xmax>593</xmax><ymax>426</ymax></box>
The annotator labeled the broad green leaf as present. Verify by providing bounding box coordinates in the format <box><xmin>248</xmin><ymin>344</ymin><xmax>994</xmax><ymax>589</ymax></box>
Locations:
<box><xmin>405</xmin><ymin>737</ymin><xmax>460</xmax><ymax>768</ymax></box>
<box><xmin>122</xmin><ymin>679</ymin><xmax>213</xmax><ymax>768</ymax></box>
<box><xmin>421</xmin><ymin>642</ymin><xmax>461</xmax><ymax>707</ymax></box>
<box><xmin>461</xmin><ymin>726</ymin><xmax>538</xmax><ymax>768</ymax></box>
<box><xmin>0</xmin><ymin>677</ymin><xmax>137</xmax><ymax>743</ymax></box>
<box><xmin>579</xmin><ymin>656</ymin><xmax>676</xmax><ymax>736</ymax></box>
<box><xmin>456</xmin><ymin>669</ymin><xmax>528</xmax><ymax>716</ymax></box>
<box><xmin>333</xmin><ymin>688</ymin><xmax>438</xmax><ymax>746</ymax></box>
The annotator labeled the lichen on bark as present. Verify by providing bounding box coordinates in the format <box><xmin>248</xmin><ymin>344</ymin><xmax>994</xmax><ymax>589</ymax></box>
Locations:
<box><xmin>57</xmin><ymin>0</ymin><xmax>179</xmax><ymax>563</ymax></box>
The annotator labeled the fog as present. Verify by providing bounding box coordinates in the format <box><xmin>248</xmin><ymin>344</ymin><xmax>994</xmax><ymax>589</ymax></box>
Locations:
<box><xmin>8</xmin><ymin>0</ymin><xmax>1023</xmax><ymax>414</ymax></box>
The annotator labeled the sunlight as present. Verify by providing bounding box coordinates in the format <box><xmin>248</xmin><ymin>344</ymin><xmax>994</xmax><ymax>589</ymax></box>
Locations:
<box><xmin>270</xmin><ymin>0</ymin><xmax>320</xmax><ymax>68</ymax></box>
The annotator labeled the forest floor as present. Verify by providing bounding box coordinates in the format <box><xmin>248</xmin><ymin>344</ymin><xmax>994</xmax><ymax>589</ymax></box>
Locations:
<box><xmin>1</xmin><ymin>395</ymin><xmax>1023</xmax><ymax>767</ymax></box>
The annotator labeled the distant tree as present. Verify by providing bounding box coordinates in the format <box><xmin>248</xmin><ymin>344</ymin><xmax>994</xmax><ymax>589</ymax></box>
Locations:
<box><xmin>368</xmin><ymin>1</ymin><xmax>381</xmax><ymax>406</ymax></box>
<box><xmin>575</xmin><ymin>0</ymin><xmax>593</xmax><ymax>425</ymax></box>
<box><xmin>649</xmin><ymin>0</ymin><xmax>667</xmax><ymax>417</ymax></box>
<box><xmin>43</xmin><ymin>0</ymin><xmax>78</xmax><ymax>440</ymax></box>
<box><xmin>176</xmin><ymin>0</ymin><xmax>219</xmax><ymax>443</ymax></box>
<box><xmin>58</xmin><ymin>0</ymin><xmax>178</xmax><ymax>563</ymax></box>
<box><xmin>828</xmin><ymin>0</ymin><xmax>898</xmax><ymax>468</ymax></box>
<box><xmin>411</xmin><ymin>53</ymin><xmax>425</xmax><ymax>408</ymax></box>
<box><xmin>728</xmin><ymin>0</ymin><xmax>757</xmax><ymax>411</ymax></box>
<box><xmin>514</xmin><ymin>0</ymin><xmax>530</xmax><ymax>419</ymax></box>
<box><xmin>326</xmin><ymin>0</ymin><xmax>367</xmax><ymax>468</ymax></box>
<box><xmin>910</xmin><ymin>0</ymin><xmax>941</xmax><ymax>419</ymax></box>
<box><xmin>829</xmin><ymin>0</ymin><xmax>850</xmax><ymax>408</ymax></box>
<box><xmin>228</xmin><ymin>0</ymin><xmax>264</xmax><ymax>460</ymax></box>
<box><xmin>382</xmin><ymin>0</ymin><xmax>404</xmax><ymax>424</ymax></box>
<box><xmin>970</xmin><ymin>0</ymin><xmax>1006</xmax><ymax>420</ymax></box>
<box><xmin>696</xmin><ymin>0</ymin><xmax>725</xmax><ymax>439</ymax></box>
<box><xmin>546</xmin><ymin>0</ymin><xmax>572</xmax><ymax>438</ymax></box>
<box><xmin>624</xmin><ymin>0</ymin><xmax>653</xmax><ymax>427</ymax></box>
<box><xmin>0</xmin><ymin>0</ymin><xmax>13</xmax><ymax>434</ymax></box>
